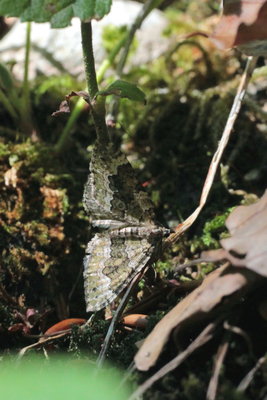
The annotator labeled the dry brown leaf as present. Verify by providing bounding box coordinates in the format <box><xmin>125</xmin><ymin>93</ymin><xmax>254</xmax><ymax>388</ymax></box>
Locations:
<box><xmin>121</xmin><ymin>314</ymin><xmax>148</xmax><ymax>330</ymax></box>
<box><xmin>52</xmin><ymin>91</ymin><xmax>90</xmax><ymax>117</ymax></box>
<box><xmin>223</xmin><ymin>190</ymin><xmax>267</xmax><ymax>275</ymax></box>
<box><xmin>203</xmin><ymin>190</ymin><xmax>267</xmax><ymax>276</ymax></box>
<box><xmin>210</xmin><ymin>0</ymin><xmax>267</xmax><ymax>55</ymax></box>
<box><xmin>135</xmin><ymin>265</ymin><xmax>257</xmax><ymax>371</ymax></box>
<box><xmin>44</xmin><ymin>318</ymin><xmax>86</xmax><ymax>336</ymax></box>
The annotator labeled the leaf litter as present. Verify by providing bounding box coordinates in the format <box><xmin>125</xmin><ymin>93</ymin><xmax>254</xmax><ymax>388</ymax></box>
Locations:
<box><xmin>133</xmin><ymin>189</ymin><xmax>267</xmax><ymax>396</ymax></box>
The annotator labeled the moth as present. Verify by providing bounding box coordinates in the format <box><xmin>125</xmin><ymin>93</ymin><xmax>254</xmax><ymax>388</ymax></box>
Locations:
<box><xmin>83</xmin><ymin>143</ymin><xmax>169</xmax><ymax>312</ymax></box>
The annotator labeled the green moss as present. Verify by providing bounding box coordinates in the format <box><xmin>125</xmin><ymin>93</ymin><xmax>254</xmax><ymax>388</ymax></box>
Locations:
<box><xmin>191</xmin><ymin>208</ymin><xmax>233</xmax><ymax>252</ymax></box>
<box><xmin>0</xmin><ymin>138</ymin><xmax>88</xmax><ymax>323</ymax></box>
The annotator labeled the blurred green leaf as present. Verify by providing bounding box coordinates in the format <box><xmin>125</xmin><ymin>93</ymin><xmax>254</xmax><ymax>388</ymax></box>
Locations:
<box><xmin>97</xmin><ymin>80</ymin><xmax>146</xmax><ymax>103</ymax></box>
<box><xmin>0</xmin><ymin>0</ymin><xmax>112</xmax><ymax>28</ymax></box>
<box><xmin>0</xmin><ymin>357</ymin><xmax>130</xmax><ymax>400</ymax></box>
<box><xmin>0</xmin><ymin>63</ymin><xmax>14</xmax><ymax>90</ymax></box>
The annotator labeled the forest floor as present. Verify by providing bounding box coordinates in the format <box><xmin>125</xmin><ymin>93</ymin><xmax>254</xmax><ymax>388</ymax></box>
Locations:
<box><xmin>1</xmin><ymin>2</ymin><xmax>267</xmax><ymax>399</ymax></box>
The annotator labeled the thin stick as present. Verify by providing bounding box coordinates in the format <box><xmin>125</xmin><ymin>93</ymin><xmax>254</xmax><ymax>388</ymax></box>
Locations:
<box><xmin>18</xmin><ymin>331</ymin><xmax>70</xmax><ymax>358</ymax></box>
<box><xmin>97</xmin><ymin>270</ymin><xmax>145</xmax><ymax>367</ymax></box>
<box><xmin>129</xmin><ymin>323</ymin><xmax>215</xmax><ymax>400</ymax></box>
<box><xmin>237</xmin><ymin>355</ymin><xmax>266</xmax><ymax>392</ymax></box>
<box><xmin>206</xmin><ymin>340</ymin><xmax>229</xmax><ymax>400</ymax></box>
<box><xmin>165</xmin><ymin>56</ymin><xmax>258</xmax><ymax>246</ymax></box>
<box><xmin>223</xmin><ymin>321</ymin><xmax>254</xmax><ymax>359</ymax></box>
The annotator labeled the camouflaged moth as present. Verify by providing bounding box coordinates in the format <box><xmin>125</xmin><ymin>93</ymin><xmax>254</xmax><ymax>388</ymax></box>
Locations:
<box><xmin>83</xmin><ymin>143</ymin><xmax>169</xmax><ymax>312</ymax></box>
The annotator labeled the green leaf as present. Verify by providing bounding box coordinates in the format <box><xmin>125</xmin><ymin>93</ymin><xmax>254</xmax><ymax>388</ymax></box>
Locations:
<box><xmin>0</xmin><ymin>63</ymin><xmax>14</xmax><ymax>90</ymax></box>
<box><xmin>0</xmin><ymin>357</ymin><xmax>130</xmax><ymax>400</ymax></box>
<box><xmin>0</xmin><ymin>0</ymin><xmax>112</xmax><ymax>28</ymax></box>
<box><xmin>97</xmin><ymin>80</ymin><xmax>146</xmax><ymax>103</ymax></box>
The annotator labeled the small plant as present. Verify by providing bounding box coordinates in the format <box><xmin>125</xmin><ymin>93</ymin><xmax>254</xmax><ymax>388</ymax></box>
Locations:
<box><xmin>0</xmin><ymin>23</ymin><xmax>35</xmax><ymax>137</ymax></box>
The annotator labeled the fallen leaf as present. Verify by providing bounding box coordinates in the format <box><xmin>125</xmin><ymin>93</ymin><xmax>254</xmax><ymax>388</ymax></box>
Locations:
<box><xmin>51</xmin><ymin>100</ymin><xmax>70</xmax><ymax>117</ymax></box>
<box><xmin>203</xmin><ymin>190</ymin><xmax>267</xmax><ymax>277</ymax></box>
<box><xmin>121</xmin><ymin>314</ymin><xmax>148</xmax><ymax>330</ymax></box>
<box><xmin>44</xmin><ymin>318</ymin><xmax>86</xmax><ymax>336</ymax></box>
<box><xmin>210</xmin><ymin>0</ymin><xmax>267</xmax><ymax>55</ymax></box>
<box><xmin>134</xmin><ymin>265</ymin><xmax>258</xmax><ymax>371</ymax></box>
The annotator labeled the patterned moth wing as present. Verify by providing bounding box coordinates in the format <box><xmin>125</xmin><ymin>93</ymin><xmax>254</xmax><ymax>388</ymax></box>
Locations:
<box><xmin>83</xmin><ymin>143</ymin><xmax>168</xmax><ymax>312</ymax></box>
<box><xmin>83</xmin><ymin>143</ymin><xmax>156</xmax><ymax>226</ymax></box>
<box><xmin>84</xmin><ymin>227</ymin><xmax>164</xmax><ymax>312</ymax></box>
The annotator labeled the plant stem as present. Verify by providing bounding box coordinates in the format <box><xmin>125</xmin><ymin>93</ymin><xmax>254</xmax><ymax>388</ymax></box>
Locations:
<box><xmin>116</xmin><ymin>0</ymin><xmax>164</xmax><ymax>77</ymax></box>
<box><xmin>56</xmin><ymin>0</ymin><xmax>163</xmax><ymax>151</ymax></box>
<box><xmin>20</xmin><ymin>22</ymin><xmax>37</xmax><ymax>138</ymax></box>
<box><xmin>23</xmin><ymin>22</ymin><xmax>31</xmax><ymax>97</ymax></box>
<box><xmin>80</xmin><ymin>21</ymin><xmax>109</xmax><ymax>145</ymax></box>
<box><xmin>108</xmin><ymin>0</ymin><xmax>164</xmax><ymax>123</ymax></box>
<box><xmin>55</xmin><ymin>34</ymin><xmax>127</xmax><ymax>153</ymax></box>
<box><xmin>81</xmin><ymin>21</ymin><xmax>98</xmax><ymax>99</ymax></box>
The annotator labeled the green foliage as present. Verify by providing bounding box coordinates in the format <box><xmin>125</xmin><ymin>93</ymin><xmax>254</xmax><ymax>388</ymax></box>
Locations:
<box><xmin>154</xmin><ymin>260</ymin><xmax>173</xmax><ymax>277</ymax></box>
<box><xmin>97</xmin><ymin>80</ymin><xmax>146</xmax><ymax>103</ymax></box>
<box><xmin>0</xmin><ymin>0</ymin><xmax>112</xmax><ymax>28</ymax></box>
<box><xmin>34</xmin><ymin>75</ymin><xmax>79</xmax><ymax>102</ymax></box>
<box><xmin>0</xmin><ymin>357</ymin><xmax>130</xmax><ymax>400</ymax></box>
<box><xmin>191</xmin><ymin>210</ymin><xmax>233</xmax><ymax>252</ymax></box>
<box><xmin>0</xmin><ymin>63</ymin><xmax>14</xmax><ymax>90</ymax></box>
<box><xmin>102</xmin><ymin>25</ymin><xmax>128</xmax><ymax>54</ymax></box>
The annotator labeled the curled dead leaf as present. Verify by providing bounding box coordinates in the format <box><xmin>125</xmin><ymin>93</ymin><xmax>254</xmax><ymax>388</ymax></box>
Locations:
<box><xmin>211</xmin><ymin>0</ymin><xmax>267</xmax><ymax>56</ymax></box>
<box><xmin>134</xmin><ymin>265</ymin><xmax>259</xmax><ymax>371</ymax></box>
<box><xmin>121</xmin><ymin>314</ymin><xmax>148</xmax><ymax>330</ymax></box>
<box><xmin>202</xmin><ymin>190</ymin><xmax>267</xmax><ymax>277</ymax></box>
<box><xmin>188</xmin><ymin>1</ymin><xmax>267</xmax><ymax>56</ymax></box>
<box><xmin>52</xmin><ymin>91</ymin><xmax>90</xmax><ymax>117</ymax></box>
<box><xmin>44</xmin><ymin>318</ymin><xmax>86</xmax><ymax>336</ymax></box>
<box><xmin>51</xmin><ymin>100</ymin><xmax>70</xmax><ymax>117</ymax></box>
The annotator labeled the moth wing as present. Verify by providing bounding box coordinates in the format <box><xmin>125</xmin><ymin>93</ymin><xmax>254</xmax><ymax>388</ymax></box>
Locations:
<box><xmin>83</xmin><ymin>233</ymin><xmax>156</xmax><ymax>312</ymax></box>
<box><xmin>83</xmin><ymin>144</ymin><xmax>156</xmax><ymax>225</ymax></box>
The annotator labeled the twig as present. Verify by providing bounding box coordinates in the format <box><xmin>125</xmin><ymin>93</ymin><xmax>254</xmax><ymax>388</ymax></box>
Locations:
<box><xmin>18</xmin><ymin>331</ymin><xmax>70</xmax><ymax>358</ymax></box>
<box><xmin>223</xmin><ymin>321</ymin><xmax>254</xmax><ymax>359</ymax></box>
<box><xmin>174</xmin><ymin>257</ymin><xmax>218</xmax><ymax>274</ymax></box>
<box><xmin>128</xmin><ymin>322</ymin><xmax>216</xmax><ymax>400</ymax></box>
<box><xmin>237</xmin><ymin>355</ymin><xmax>266</xmax><ymax>392</ymax></box>
<box><xmin>206</xmin><ymin>339</ymin><xmax>229</xmax><ymax>400</ymax></box>
<box><xmin>165</xmin><ymin>56</ymin><xmax>258</xmax><ymax>246</ymax></box>
<box><xmin>18</xmin><ymin>319</ymin><xmax>96</xmax><ymax>358</ymax></box>
<box><xmin>97</xmin><ymin>270</ymin><xmax>146</xmax><ymax>367</ymax></box>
